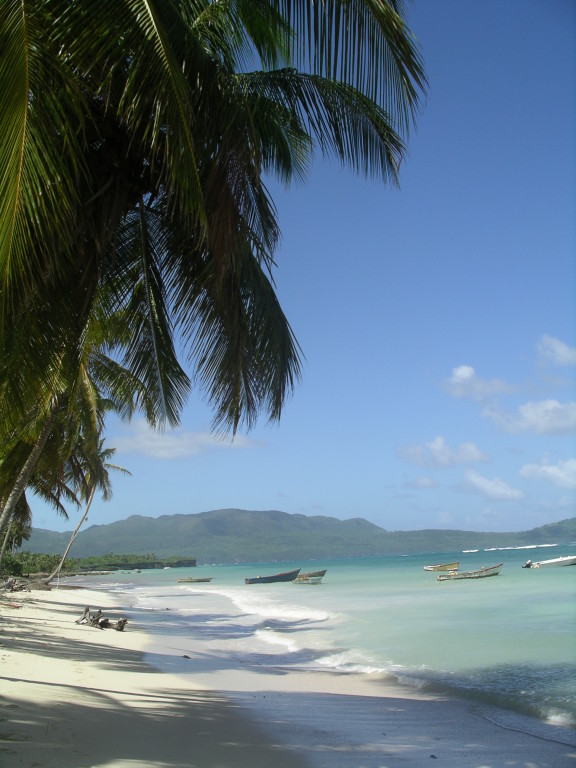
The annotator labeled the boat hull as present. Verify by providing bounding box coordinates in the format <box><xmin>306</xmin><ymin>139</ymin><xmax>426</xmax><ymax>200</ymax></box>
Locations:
<box><xmin>437</xmin><ymin>563</ymin><xmax>503</xmax><ymax>581</ymax></box>
<box><xmin>177</xmin><ymin>577</ymin><xmax>213</xmax><ymax>583</ymax></box>
<box><xmin>294</xmin><ymin>568</ymin><xmax>326</xmax><ymax>584</ymax></box>
<box><xmin>297</xmin><ymin>569</ymin><xmax>327</xmax><ymax>578</ymax></box>
<box><xmin>245</xmin><ymin>568</ymin><xmax>301</xmax><ymax>584</ymax></box>
<box><xmin>424</xmin><ymin>561</ymin><xmax>459</xmax><ymax>572</ymax></box>
<box><xmin>528</xmin><ymin>555</ymin><xmax>576</xmax><ymax>568</ymax></box>
<box><xmin>294</xmin><ymin>575</ymin><xmax>323</xmax><ymax>584</ymax></box>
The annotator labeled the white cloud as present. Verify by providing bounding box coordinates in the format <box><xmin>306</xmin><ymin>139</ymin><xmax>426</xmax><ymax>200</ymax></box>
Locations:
<box><xmin>483</xmin><ymin>399</ymin><xmax>576</xmax><ymax>435</ymax></box>
<box><xmin>520</xmin><ymin>458</ymin><xmax>576</xmax><ymax>490</ymax></box>
<box><xmin>398</xmin><ymin>435</ymin><xmax>489</xmax><ymax>468</ymax></box>
<box><xmin>537</xmin><ymin>335</ymin><xmax>576</xmax><ymax>366</ymax></box>
<box><xmin>111</xmin><ymin>420</ymin><xmax>252</xmax><ymax>458</ymax></box>
<box><xmin>444</xmin><ymin>365</ymin><xmax>512</xmax><ymax>400</ymax></box>
<box><xmin>465</xmin><ymin>470</ymin><xmax>524</xmax><ymax>501</ymax></box>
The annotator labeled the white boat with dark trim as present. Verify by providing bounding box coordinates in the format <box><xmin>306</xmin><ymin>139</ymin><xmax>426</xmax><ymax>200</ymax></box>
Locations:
<box><xmin>437</xmin><ymin>563</ymin><xmax>503</xmax><ymax>582</ymax></box>
<box><xmin>522</xmin><ymin>555</ymin><xmax>576</xmax><ymax>569</ymax></box>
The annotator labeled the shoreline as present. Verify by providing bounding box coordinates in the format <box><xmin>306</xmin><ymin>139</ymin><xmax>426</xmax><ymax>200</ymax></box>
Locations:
<box><xmin>1</xmin><ymin>584</ymin><xmax>575</xmax><ymax>767</ymax></box>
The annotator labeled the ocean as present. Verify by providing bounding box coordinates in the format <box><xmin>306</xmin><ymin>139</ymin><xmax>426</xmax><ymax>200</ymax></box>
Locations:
<box><xmin>66</xmin><ymin>543</ymin><xmax>576</xmax><ymax>743</ymax></box>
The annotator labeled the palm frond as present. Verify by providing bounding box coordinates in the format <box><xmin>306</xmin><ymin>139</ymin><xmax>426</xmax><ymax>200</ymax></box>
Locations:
<box><xmin>0</xmin><ymin>0</ymin><xmax>85</xmax><ymax>315</ymax></box>
<box><xmin>271</xmin><ymin>0</ymin><xmax>427</xmax><ymax>131</ymax></box>
<box><xmin>109</xmin><ymin>201</ymin><xmax>192</xmax><ymax>428</ymax></box>
<box><xmin>167</xmin><ymin>238</ymin><xmax>302</xmax><ymax>434</ymax></box>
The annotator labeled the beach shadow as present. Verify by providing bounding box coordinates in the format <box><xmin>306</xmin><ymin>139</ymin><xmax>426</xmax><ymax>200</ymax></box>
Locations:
<box><xmin>0</xmin><ymin>681</ymin><xmax>311</xmax><ymax>768</ymax></box>
<box><xmin>0</xmin><ymin>604</ymin><xmax>310</xmax><ymax>768</ymax></box>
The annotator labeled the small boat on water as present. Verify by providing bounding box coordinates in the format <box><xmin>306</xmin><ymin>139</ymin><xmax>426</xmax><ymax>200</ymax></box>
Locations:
<box><xmin>522</xmin><ymin>555</ymin><xmax>576</xmax><ymax>569</ymax></box>
<box><xmin>294</xmin><ymin>569</ymin><xmax>327</xmax><ymax>584</ymax></box>
<box><xmin>177</xmin><ymin>577</ymin><xmax>213</xmax><ymax>583</ymax></box>
<box><xmin>437</xmin><ymin>563</ymin><xmax>503</xmax><ymax>582</ymax></box>
<box><xmin>245</xmin><ymin>568</ymin><xmax>300</xmax><ymax>585</ymax></box>
<box><xmin>424</xmin><ymin>561</ymin><xmax>459</xmax><ymax>572</ymax></box>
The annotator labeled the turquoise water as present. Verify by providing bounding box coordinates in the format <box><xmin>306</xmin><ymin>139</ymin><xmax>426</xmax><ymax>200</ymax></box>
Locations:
<box><xmin>71</xmin><ymin>544</ymin><xmax>576</xmax><ymax>736</ymax></box>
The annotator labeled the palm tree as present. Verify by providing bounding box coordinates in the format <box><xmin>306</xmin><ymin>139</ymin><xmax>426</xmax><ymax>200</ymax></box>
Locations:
<box><xmin>0</xmin><ymin>420</ymin><xmax>83</xmax><ymax>573</ymax></box>
<box><xmin>1</xmin><ymin>0</ymin><xmax>426</xmax><ymax>435</ymax></box>
<box><xmin>0</xmin><ymin>278</ymin><xmax>189</xmax><ymax>538</ymax></box>
<box><xmin>0</xmin><ymin>495</ymin><xmax>32</xmax><ymax>570</ymax></box>
<box><xmin>44</xmin><ymin>439</ymin><xmax>129</xmax><ymax>584</ymax></box>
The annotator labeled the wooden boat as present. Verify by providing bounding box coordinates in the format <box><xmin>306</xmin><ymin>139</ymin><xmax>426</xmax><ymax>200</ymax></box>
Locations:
<box><xmin>245</xmin><ymin>568</ymin><xmax>300</xmax><ymax>585</ymax></box>
<box><xmin>294</xmin><ymin>569</ymin><xmax>327</xmax><ymax>584</ymax></box>
<box><xmin>523</xmin><ymin>555</ymin><xmax>576</xmax><ymax>569</ymax></box>
<box><xmin>424</xmin><ymin>561</ymin><xmax>459</xmax><ymax>572</ymax></box>
<box><xmin>293</xmin><ymin>575</ymin><xmax>323</xmax><ymax>584</ymax></box>
<box><xmin>177</xmin><ymin>577</ymin><xmax>213</xmax><ymax>583</ymax></box>
<box><xmin>437</xmin><ymin>563</ymin><xmax>503</xmax><ymax>581</ymax></box>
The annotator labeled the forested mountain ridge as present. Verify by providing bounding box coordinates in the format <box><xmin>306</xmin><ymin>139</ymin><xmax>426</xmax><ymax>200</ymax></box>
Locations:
<box><xmin>21</xmin><ymin>510</ymin><xmax>576</xmax><ymax>564</ymax></box>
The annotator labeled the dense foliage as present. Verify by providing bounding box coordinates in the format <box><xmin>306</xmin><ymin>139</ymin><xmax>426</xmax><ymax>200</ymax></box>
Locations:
<box><xmin>3</xmin><ymin>551</ymin><xmax>196</xmax><ymax>576</ymax></box>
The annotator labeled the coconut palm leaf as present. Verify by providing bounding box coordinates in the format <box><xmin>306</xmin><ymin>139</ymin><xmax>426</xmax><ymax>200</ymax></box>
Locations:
<box><xmin>0</xmin><ymin>0</ymin><xmax>86</xmax><ymax>307</ymax></box>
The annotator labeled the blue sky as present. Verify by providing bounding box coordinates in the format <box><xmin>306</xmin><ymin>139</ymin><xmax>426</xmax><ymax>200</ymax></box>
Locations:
<box><xmin>37</xmin><ymin>0</ymin><xmax>576</xmax><ymax>534</ymax></box>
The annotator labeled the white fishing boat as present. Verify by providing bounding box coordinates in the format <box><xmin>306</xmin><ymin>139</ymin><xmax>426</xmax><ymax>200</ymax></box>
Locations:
<box><xmin>522</xmin><ymin>555</ymin><xmax>576</xmax><ymax>569</ymax></box>
<box><xmin>437</xmin><ymin>563</ymin><xmax>503</xmax><ymax>582</ymax></box>
<box><xmin>424</xmin><ymin>561</ymin><xmax>459</xmax><ymax>572</ymax></box>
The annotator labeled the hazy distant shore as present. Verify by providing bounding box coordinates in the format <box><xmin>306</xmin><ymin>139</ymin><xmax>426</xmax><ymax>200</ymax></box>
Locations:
<box><xmin>22</xmin><ymin>509</ymin><xmax>576</xmax><ymax>564</ymax></box>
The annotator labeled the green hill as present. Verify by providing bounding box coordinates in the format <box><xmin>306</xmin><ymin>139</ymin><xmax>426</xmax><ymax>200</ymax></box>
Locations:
<box><xmin>20</xmin><ymin>509</ymin><xmax>576</xmax><ymax>564</ymax></box>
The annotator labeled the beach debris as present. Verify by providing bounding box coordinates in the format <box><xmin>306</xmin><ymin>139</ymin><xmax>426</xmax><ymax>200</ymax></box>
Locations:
<box><xmin>1</xmin><ymin>578</ymin><xmax>30</xmax><ymax>593</ymax></box>
<box><xmin>75</xmin><ymin>605</ymin><xmax>128</xmax><ymax>631</ymax></box>
<box><xmin>1</xmin><ymin>577</ymin><xmax>52</xmax><ymax>592</ymax></box>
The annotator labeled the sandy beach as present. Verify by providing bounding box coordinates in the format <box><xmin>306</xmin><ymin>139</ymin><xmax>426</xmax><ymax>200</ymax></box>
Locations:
<box><xmin>1</xmin><ymin>584</ymin><xmax>575</xmax><ymax>768</ymax></box>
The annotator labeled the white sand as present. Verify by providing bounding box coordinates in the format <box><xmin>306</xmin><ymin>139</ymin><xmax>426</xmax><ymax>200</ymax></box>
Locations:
<box><xmin>1</xmin><ymin>584</ymin><xmax>575</xmax><ymax>767</ymax></box>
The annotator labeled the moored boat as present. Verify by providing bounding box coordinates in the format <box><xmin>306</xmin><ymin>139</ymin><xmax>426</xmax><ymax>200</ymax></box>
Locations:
<box><xmin>294</xmin><ymin>569</ymin><xmax>327</xmax><ymax>584</ymax></box>
<box><xmin>424</xmin><ymin>561</ymin><xmax>459</xmax><ymax>572</ymax></box>
<box><xmin>437</xmin><ymin>563</ymin><xmax>503</xmax><ymax>581</ymax></box>
<box><xmin>522</xmin><ymin>555</ymin><xmax>576</xmax><ymax>569</ymax></box>
<box><xmin>245</xmin><ymin>568</ymin><xmax>301</xmax><ymax>585</ymax></box>
<box><xmin>177</xmin><ymin>577</ymin><xmax>213</xmax><ymax>583</ymax></box>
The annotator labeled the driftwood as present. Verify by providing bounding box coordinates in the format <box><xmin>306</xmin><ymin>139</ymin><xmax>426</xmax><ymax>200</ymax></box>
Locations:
<box><xmin>1</xmin><ymin>578</ymin><xmax>30</xmax><ymax>593</ymax></box>
<box><xmin>75</xmin><ymin>605</ymin><xmax>128</xmax><ymax>631</ymax></box>
<box><xmin>1</xmin><ymin>577</ymin><xmax>51</xmax><ymax>592</ymax></box>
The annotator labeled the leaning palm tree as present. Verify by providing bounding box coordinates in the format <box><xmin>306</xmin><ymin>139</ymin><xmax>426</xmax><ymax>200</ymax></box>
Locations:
<box><xmin>0</xmin><ymin>418</ymin><xmax>84</xmax><ymax>572</ymax></box>
<box><xmin>0</xmin><ymin>495</ymin><xmax>32</xmax><ymax>571</ymax></box>
<box><xmin>44</xmin><ymin>439</ymin><xmax>129</xmax><ymax>584</ymax></box>
<box><xmin>1</xmin><ymin>0</ymin><xmax>426</xmax><ymax>438</ymax></box>
<box><xmin>0</xmin><ymin>276</ymin><xmax>189</xmax><ymax>539</ymax></box>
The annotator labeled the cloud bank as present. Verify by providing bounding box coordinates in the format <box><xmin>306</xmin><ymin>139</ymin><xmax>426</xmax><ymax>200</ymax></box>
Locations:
<box><xmin>537</xmin><ymin>335</ymin><xmax>576</xmax><ymax>366</ymax></box>
<box><xmin>483</xmin><ymin>399</ymin><xmax>576</xmax><ymax>435</ymax></box>
<box><xmin>464</xmin><ymin>470</ymin><xmax>524</xmax><ymax>501</ymax></box>
<box><xmin>111</xmin><ymin>420</ymin><xmax>252</xmax><ymax>459</ymax></box>
<box><xmin>444</xmin><ymin>365</ymin><xmax>513</xmax><ymax>400</ymax></box>
<box><xmin>520</xmin><ymin>458</ymin><xmax>576</xmax><ymax>489</ymax></box>
<box><xmin>398</xmin><ymin>436</ymin><xmax>489</xmax><ymax>468</ymax></box>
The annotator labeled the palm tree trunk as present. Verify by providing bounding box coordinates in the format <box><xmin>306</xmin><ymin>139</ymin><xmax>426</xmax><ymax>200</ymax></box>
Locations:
<box><xmin>0</xmin><ymin>523</ymin><xmax>12</xmax><ymax>569</ymax></box>
<box><xmin>0</xmin><ymin>404</ymin><xmax>59</xmax><ymax>561</ymax></box>
<box><xmin>44</xmin><ymin>486</ymin><xmax>96</xmax><ymax>584</ymax></box>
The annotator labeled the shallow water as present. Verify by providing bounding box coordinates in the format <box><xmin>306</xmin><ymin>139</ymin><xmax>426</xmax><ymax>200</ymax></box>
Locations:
<box><xmin>71</xmin><ymin>543</ymin><xmax>576</xmax><ymax>737</ymax></box>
